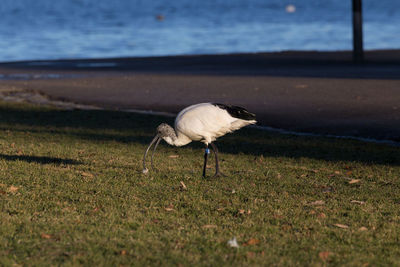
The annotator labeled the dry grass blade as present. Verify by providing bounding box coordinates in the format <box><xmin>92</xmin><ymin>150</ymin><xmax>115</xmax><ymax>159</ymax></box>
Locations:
<box><xmin>41</xmin><ymin>233</ymin><xmax>52</xmax><ymax>239</ymax></box>
<box><xmin>351</xmin><ymin>200</ymin><xmax>365</xmax><ymax>205</ymax></box>
<box><xmin>202</xmin><ymin>224</ymin><xmax>217</xmax><ymax>229</ymax></box>
<box><xmin>180</xmin><ymin>181</ymin><xmax>187</xmax><ymax>190</ymax></box>
<box><xmin>245</xmin><ymin>238</ymin><xmax>260</xmax><ymax>246</ymax></box>
<box><xmin>333</xmin><ymin>224</ymin><xmax>349</xmax><ymax>229</ymax></box>
<box><xmin>319</xmin><ymin>251</ymin><xmax>332</xmax><ymax>261</ymax></box>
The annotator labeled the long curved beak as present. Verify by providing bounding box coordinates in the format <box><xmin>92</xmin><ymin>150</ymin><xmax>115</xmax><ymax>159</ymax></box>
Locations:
<box><xmin>151</xmin><ymin>137</ymin><xmax>162</xmax><ymax>169</ymax></box>
<box><xmin>143</xmin><ymin>135</ymin><xmax>160</xmax><ymax>172</ymax></box>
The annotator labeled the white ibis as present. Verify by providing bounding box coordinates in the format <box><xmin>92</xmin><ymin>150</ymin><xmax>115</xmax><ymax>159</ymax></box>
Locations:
<box><xmin>142</xmin><ymin>103</ymin><xmax>256</xmax><ymax>177</ymax></box>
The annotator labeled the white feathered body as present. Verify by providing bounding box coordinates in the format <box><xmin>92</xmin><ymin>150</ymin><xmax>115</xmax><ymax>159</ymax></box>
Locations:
<box><xmin>168</xmin><ymin>103</ymin><xmax>256</xmax><ymax>146</ymax></box>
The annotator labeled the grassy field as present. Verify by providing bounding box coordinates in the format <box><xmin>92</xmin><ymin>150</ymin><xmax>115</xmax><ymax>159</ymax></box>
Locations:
<box><xmin>0</xmin><ymin>101</ymin><xmax>399</xmax><ymax>266</ymax></box>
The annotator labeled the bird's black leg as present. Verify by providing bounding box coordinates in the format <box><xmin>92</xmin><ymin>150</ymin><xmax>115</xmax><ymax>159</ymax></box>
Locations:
<box><xmin>210</xmin><ymin>143</ymin><xmax>224</xmax><ymax>177</ymax></box>
<box><xmin>202</xmin><ymin>145</ymin><xmax>210</xmax><ymax>178</ymax></box>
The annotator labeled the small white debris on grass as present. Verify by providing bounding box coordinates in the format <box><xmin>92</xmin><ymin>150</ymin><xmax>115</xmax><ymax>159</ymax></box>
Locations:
<box><xmin>142</xmin><ymin>168</ymin><xmax>149</xmax><ymax>174</ymax></box>
<box><xmin>227</xmin><ymin>237</ymin><xmax>239</xmax><ymax>248</ymax></box>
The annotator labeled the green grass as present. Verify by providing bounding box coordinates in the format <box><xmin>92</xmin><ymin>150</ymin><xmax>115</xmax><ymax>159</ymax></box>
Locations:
<box><xmin>0</xmin><ymin>101</ymin><xmax>399</xmax><ymax>266</ymax></box>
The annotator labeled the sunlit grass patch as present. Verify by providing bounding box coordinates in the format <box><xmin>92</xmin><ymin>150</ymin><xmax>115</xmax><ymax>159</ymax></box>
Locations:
<box><xmin>0</xmin><ymin>102</ymin><xmax>399</xmax><ymax>266</ymax></box>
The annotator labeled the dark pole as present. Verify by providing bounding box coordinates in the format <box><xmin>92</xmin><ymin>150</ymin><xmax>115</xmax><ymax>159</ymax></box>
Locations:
<box><xmin>352</xmin><ymin>0</ymin><xmax>364</xmax><ymax>63</ymax></box>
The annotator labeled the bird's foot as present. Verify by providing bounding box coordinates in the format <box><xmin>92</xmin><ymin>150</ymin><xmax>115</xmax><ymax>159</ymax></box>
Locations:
<box><xmin>212</xmin><ymin>171</ymin><xmax>226</xmax><ymax>178</ymax></box>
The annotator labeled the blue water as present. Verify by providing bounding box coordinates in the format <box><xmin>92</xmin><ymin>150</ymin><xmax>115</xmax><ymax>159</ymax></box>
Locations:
<box><xmin>0</xmin><ymin>0</ymin><xmax>399</xmax><ymax>62</ymax></box>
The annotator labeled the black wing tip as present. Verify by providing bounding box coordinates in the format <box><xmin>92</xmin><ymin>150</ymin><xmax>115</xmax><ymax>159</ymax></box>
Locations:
<box><xmin>212</xmin><ymin>103</ymin><xmax>256</xmax><ymax>121</ymax></box>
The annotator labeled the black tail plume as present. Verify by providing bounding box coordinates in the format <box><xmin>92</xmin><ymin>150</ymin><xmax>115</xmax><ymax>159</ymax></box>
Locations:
<box><xmin>213</xmin><ymin>103</ymin><xmax>256</xmax><ymax>121</ymax></box>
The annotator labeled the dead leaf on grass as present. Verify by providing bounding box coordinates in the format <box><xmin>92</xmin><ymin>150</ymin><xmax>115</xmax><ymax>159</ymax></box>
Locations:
<box><xmin>41</xmin><ymin>233</ymin><xmax>52</xmax><ymax>239</ymax></box>
<box><xmin>8</xmin><ymin>185</ymin><xmax>19</xmax><ymax>193</ymax></box>
<box><xmin>92</xmin><ymin>207</ymin><xmax>100</xmax><ymax>212</ymax></box>
<box><xmin>319</xmin><ymin>251</ymin><xmax>332</xmax><ymax>261</ymax></box>
<box><xmin>169</xmin><ymin>155</ymin><xmax>179</xmax><ymax>158</ymax></box>
<box><xmin>334</xmin><ymin>223</ymin><xmax>349</xmax><ymax>229</ymax></box>
<box><xmin>359</xmin><ymin>227</ymin><xmax>368</xmax><ymax>231</ymax></box>
<box><xmin>349</xmin><ymin>179</ymin><xmax>360</xmax><ymax>184</ymax></box>
<box><xmin>245</xmin><ymin>238</ymin><xmax>260</xmax><ymax>246</ymax></box>
<box><xmin>309</xmin><ymin>200</ymin><xmax>325</xmax><ymax>206</ymax></box>
<box><xmin>239</xmin><ymin>209</ymin><xmax>246</xmax><ymax>214</ymax></box>
<box><xmin>120</xmin><ymin>250</ymin><xmax>127</xmax><ymax>255</ymax></box>
<box><xmin>80</xmin><ymin>171</ymin><xmax>94</xmax><ymax>178</ymax></box>
<box><xmin>165</xmin><ymin>204</ymin><xmax>174</xmax><ymax>212</ymax></box>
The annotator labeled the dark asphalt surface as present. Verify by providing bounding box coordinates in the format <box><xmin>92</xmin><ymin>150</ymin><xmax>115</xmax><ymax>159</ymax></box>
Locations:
<box><xmin>1</xmin><ymin>50</ymin><xmax>399</xmax><ymax>141</ymax></box>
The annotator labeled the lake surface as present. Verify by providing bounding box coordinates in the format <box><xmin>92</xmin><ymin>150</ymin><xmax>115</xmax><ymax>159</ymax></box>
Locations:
<box><xmin>1</xmin><ymin>0</ymin><xmax>399</xmax><ymax>61</ymax></box>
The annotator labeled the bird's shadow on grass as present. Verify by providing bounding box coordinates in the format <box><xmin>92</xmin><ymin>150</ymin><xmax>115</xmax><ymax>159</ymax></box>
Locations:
<box><xmin>0</xmin><ymin>154</ymin><xmax>81</xmax><ymax>165</ymax></box>
<box><xmin>219</xmin><ymin>133</ymin><xmax>400</xmax><ymax>166</ymax></box>
<box><xmin>0</xmin><ymin>104</ymin><xmax>399</xmax><ymax>166</ymax></box>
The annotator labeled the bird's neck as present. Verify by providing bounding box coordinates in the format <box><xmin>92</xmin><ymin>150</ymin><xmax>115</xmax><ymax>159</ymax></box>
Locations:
<box><xmin>163</xmin><ymin>131</ymin><xmax>192</xmax><ymax>147</ymax></box>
